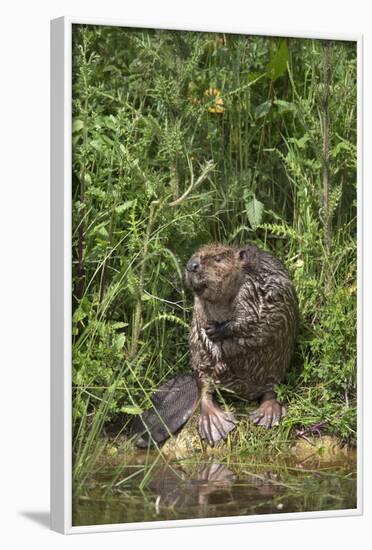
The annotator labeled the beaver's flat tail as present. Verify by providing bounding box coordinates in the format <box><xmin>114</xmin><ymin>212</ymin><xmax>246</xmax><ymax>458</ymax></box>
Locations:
<box><xmin>131</xmin><ymin>374</ymin><xmax>199</xmax><ymax>448</ymax></box>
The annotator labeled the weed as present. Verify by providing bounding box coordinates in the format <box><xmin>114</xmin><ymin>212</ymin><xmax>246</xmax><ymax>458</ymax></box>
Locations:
<box><xmin>71</xmin><ymin>26</ymin><xmax>357</xmax><ymax>485</ymax></box>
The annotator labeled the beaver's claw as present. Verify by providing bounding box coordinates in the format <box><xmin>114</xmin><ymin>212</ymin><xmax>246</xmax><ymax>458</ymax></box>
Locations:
<box><xmin>205</xmin><ymin>320</ymin><xmax>231</xmax><ymax>341</ymax></box>
<box><xmin>199</xmin><ymin>405</ymin><xmax>237</xmax><ymax>446</ymax></box>
<box><xmin>250</xmin><ymin>399</ymin><xmax>286</xmax><ymax>429</ymax></box>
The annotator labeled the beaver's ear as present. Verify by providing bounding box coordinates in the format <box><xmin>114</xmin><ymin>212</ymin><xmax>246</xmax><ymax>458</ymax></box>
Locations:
<box><xmin>238</xmin><ymin>248</ymin><xmax>247</xmax><ymax>261</ymax></box>
<box><xmin>238</xmin><ymin>244</ymin><xmax>258</xmax><ymax>265</ymax></box>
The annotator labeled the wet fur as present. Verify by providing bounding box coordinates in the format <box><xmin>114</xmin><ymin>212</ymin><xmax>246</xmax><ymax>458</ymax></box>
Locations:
<box><xmin>187</xmin><ymin>243</ymin><xmax>299</xmax><ymax>400</ymax></box>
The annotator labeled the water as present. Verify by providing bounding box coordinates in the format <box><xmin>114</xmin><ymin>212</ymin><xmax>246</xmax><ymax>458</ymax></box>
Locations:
<box><xmin>73</xmin><ymin>446</ymin><xmax>357</xmax><ymax>527</ymax></box>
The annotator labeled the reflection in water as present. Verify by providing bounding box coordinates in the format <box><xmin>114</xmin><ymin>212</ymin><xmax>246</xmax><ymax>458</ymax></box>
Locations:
<box><xmin>73</xmin><ymin>453</ymin><xmax>357</xmax><ymax>527</ymax></box>
<box><xmin>149</xmin><ymin>463</ymin><xmax>236</xmax><ymax>514</ymax></box>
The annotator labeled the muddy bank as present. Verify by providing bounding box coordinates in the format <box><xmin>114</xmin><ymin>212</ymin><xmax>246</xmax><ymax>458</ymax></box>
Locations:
<box><xmin>99</xmin><ymin>414</ymin><xmax>356</xmax><ymax>466</ymax></box>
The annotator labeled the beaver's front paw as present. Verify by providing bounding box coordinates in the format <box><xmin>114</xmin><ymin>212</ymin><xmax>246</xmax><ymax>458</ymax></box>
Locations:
<box><xmin>205</xmin><ymin>320</ymin><xmax>231</xmax><ymax>341</ymax></box>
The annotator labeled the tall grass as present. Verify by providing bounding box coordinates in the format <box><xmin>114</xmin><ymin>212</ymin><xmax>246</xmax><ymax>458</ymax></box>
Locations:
<box><xmin>71</xmin><ymin>26</ymin><xmax>357</xmax><ymax>487</ymax></box>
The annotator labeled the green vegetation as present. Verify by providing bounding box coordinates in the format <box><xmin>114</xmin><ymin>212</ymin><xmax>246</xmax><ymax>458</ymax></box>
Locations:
<box><xmin>71</xmin><ymin>25</ymin><xmax>357</xmax><ymax>487</ymax></box>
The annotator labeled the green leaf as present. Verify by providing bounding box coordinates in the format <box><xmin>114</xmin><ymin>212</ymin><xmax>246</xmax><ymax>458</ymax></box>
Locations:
<box><xmin>101</xmin><ymin>134</ymin><xmax>114</xmax><ymax>146</ymax></box>
<box><xmin>288</xmin><ymin>135</ymin><xmax>310</xmax><ymax>149</ymax></box>
<box><xmin>86</xmin><ymin>186</ymin><xmax>106</xmax><ymax>200</ymax></box>
<box><xmin>248</xmin><ymin>71</ymin><xmax>264</xmax><ymax>83</ymax></box>
<box><xmin>111</xmin><ymin>322</ymin><xmax>129</xmax><ymax>329</ymax></box>
<box><xmin>72</xmin><ymin>119</ymin><xmax>84</xmax><ymax>133</ymax></box>
<box><xmin>254</xmin><ymin>100</ymin><xmax>272</xmax><ymax>119</ymax></box>
<box><xmin>84</xmin><ymin>173</ymin><xmax>92</xmax><ymax>185</ymax></box>
<box><xmin>245</xmin><ymin>197</ymin><xmax>264</xmax><ymax>229</ymax></box>
<box><xmin>72</xmin><ymin>297</ymin><xmax>91</xmax><ymax>324</ymax></box>
<box><xmin>114</xmin><ymin>333</ymin><xmax>126</xmax><ymax>351</ymax></box>
<box><xmin>266</xmin><ymin>40</ymin><xmax>289</xmax><ymax>81</ymax></box>
<box><xmin>72</xmin><ymin>307</ymin><xmax>87</xmax><ymax>324</ymax></box>
<box><xmin>93</xmin><ymin>223</ymin><xmax>109</xmax><ymax>239</ymax></box>
<box><xmin>115</xmin><ymin>200</ymin><xmax>136</xmax><ymax>215</ymax></box>
<box><xmin>331</xmin><ymin>141</ymin><xmax>352</xmax><ymax>158</ymax></box>
<box><xmin>102</xmin><ymin>65</ymin><xmax>121</xmax><ymax>74</ymax></box>
<box><xmin>274</xmin><ymin>99</ymin><xmax>296</xmax><ymax>114</ymax></box>
<box><xmin>121</xmin><ymin>405</ymin><xmax>143</xmax><ymax>415</ymax></box>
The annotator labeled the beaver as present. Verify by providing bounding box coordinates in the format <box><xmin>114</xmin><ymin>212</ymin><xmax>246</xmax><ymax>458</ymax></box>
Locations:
<box><xmin>133</xmin><ymin>242</ymin><xmax>298</xmax><ymax>447</ymax></box>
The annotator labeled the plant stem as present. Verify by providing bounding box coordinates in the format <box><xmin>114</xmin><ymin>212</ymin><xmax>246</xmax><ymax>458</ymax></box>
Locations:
<box><xmin>321</xmin><ymin>42</ymin><xmax>331</xmax><ymax>273</ymax></box>
<box><xmin>128</xmin><ymin>202</ymin><xmax>156</xmax><ymax>360</ymax></box>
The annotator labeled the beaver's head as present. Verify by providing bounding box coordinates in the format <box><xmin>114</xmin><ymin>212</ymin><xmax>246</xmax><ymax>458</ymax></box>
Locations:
<box><xmin>186</xmin><ymin>243</ymin><xmax>258</xmax><ymax>302</ymax></box>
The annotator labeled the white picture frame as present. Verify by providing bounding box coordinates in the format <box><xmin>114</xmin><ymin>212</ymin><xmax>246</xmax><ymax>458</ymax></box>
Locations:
<box><xmin>51</xmin><ymin>16</ymin><xmax>363</xmax><ymax>534</ymax></box>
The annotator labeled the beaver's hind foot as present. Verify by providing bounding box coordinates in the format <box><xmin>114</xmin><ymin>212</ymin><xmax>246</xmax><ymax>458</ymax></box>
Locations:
<box><xmin>199</xmin><ymin>395</ymin><xmax>237</xmax><ymax>446</ymax></box>
<box><xmin>250</xmin><ymin>392</ymin><xmax>286</xmax><ymax>429</ymax></box>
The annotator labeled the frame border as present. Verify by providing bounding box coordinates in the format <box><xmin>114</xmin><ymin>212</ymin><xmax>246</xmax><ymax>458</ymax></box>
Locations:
<box><xmin>50</xmin><ymin>16</ymin><xmax>363</xmax><ymax>534</ymax></box>
<box><xmin>51</xmin><ymin>16</ymin><xmax>72</xmax><ymax>535</ymax></box>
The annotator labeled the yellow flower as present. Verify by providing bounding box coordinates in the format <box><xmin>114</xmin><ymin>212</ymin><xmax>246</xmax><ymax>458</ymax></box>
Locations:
<box><xmin>204</xmin><ymin>87</ymin><xmax>220</xmax><ymax>97</ymax></box>
<box><xmin>295</xmin><ymin>259</ymin><xmax>304</xmax><ymax>268</ymax></box>
<box><xmin>204</xmin><ymin>87</ymin><xmax>225</xmax><ymax>114</ymax></box>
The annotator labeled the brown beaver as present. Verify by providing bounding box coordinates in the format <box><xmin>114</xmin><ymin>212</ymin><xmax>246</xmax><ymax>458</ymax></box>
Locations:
<box><xmin>133</xmin><ymin>242</ymin><xmax>298</xmax><ymax>447</ymax></box>
<box><xmin>187</xmin><ymin>242</ymin><xmax>298</xmax><ymax>445</ymax></box>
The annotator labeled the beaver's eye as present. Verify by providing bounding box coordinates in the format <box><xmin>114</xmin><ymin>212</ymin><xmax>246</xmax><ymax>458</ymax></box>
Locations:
<box><xmin>214</xmin><ymin>255</ymin><xmax>222</xmax><ymax>262</ymax></box>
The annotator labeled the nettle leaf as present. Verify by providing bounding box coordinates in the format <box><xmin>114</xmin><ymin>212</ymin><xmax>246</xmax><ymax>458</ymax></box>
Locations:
<box><xmin>86</xmin><ymin>186</ymin><xmax>106</xmax><ymax>200</ymax></box>
<box><xmin>331</xmin><ymin>141</ymin><xmax>353</xmax><ymax>158</ymax></box>
<box><xmin>111</xmin><ymin>322</ymin><xmax>129</xmax><ymax>329</ymax></box>
<box><xmin>288</xmin><ymin>135</ymin><xmax>310</xmax><ymax>149</ymax></box>
<box><xmin>93</xmin><ymin>223</ymin><xmax>109</xmax><ymax>240</ymax></box>
<box><xmin>266</xmin><ymin>40</ymin><xmax>289</xmax><ymax>81</ymax></box>
<box><xmin>115</xmin><ymin>200</ymin><xmax>136</xmax><ymax>215</ymax></box>
<box><xmin>254</xmin><ymin>100</ymin><xmax>272</xmax><ymax>119</ymax></box>
<box><xmin>245</xmin><ymin>197</ymin><xmax>264</xmax><ymax>229</ymax></box>
<box><xmin>121</xmin><ymin>405</ymin><xmax>143</xmax><ymax>415</ymax></box>
<box><xmin>274</xmin><ymin>99</ymin><xmax>296</xmax><ymax>114</ymax></box>
<box><xmin>113</xmin><ymin>332</ymin><xmax>126</xmax><ymax>351</ymax></box>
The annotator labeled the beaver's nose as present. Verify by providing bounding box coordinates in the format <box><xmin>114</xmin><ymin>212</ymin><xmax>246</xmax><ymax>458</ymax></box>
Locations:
<box><xmin>186</xmin><ymin>258</ymin><xmax>200</xmax><ymax>273</ymax></box>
